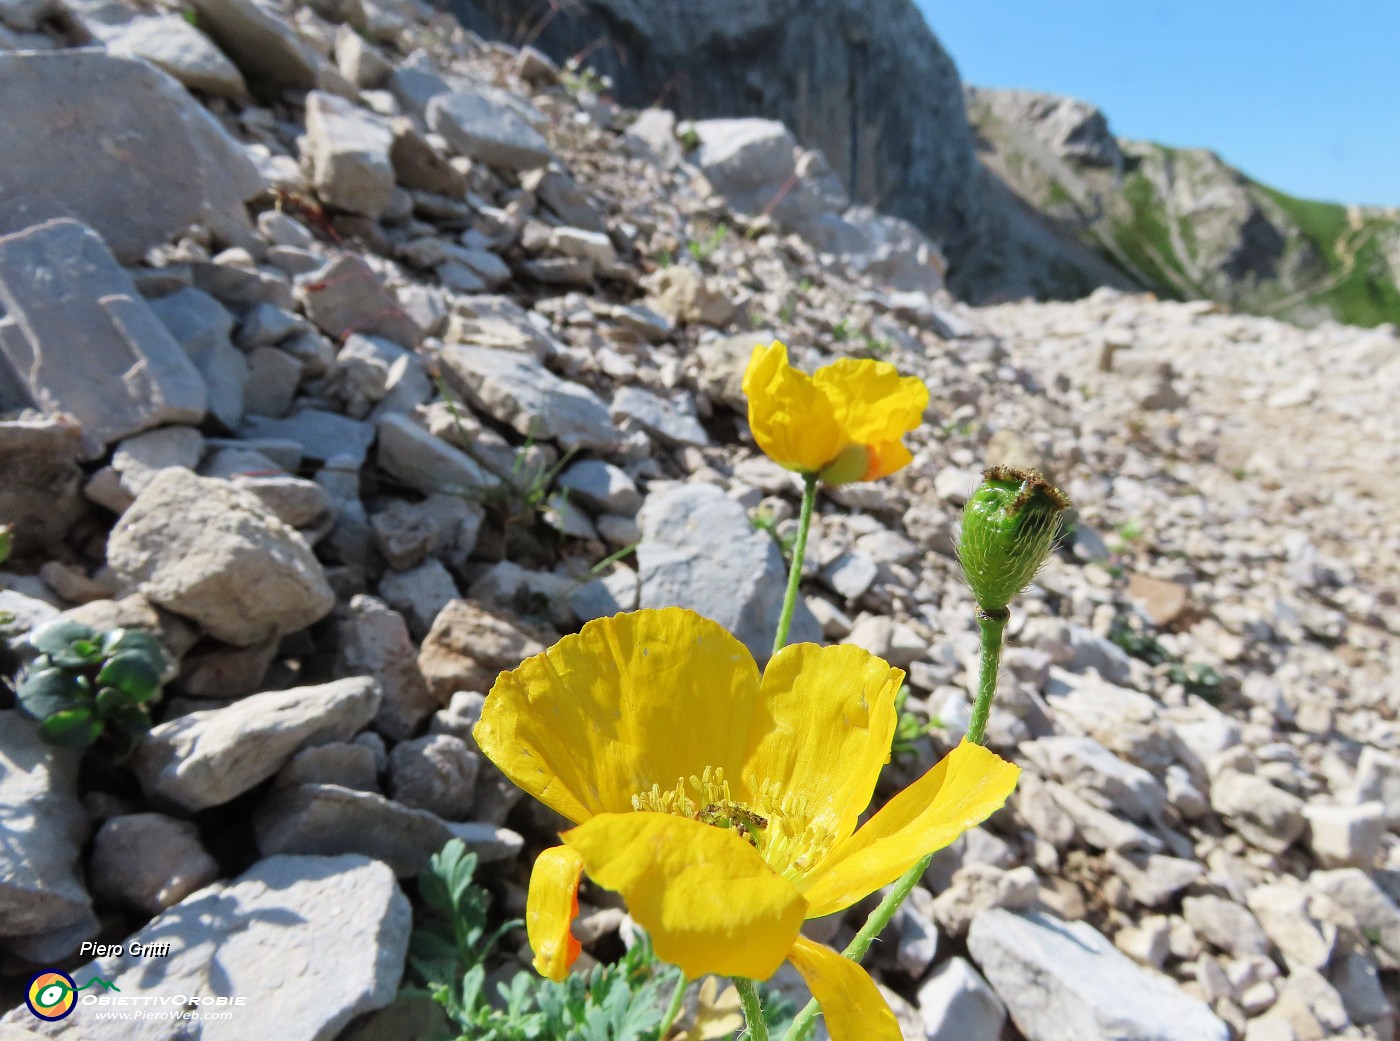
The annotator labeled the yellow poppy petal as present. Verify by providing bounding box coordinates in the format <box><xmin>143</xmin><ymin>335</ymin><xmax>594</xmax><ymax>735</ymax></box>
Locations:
<box><xmin>742</xmin><ymin>341</ymin><xmax>846</xmax><ymax>473</ymax></box>
<box><xmin>813</xmin><ymin>357</ymin><xmax>929</xmax><ymax>445</ymax></box>
<box><xmin>474</xmin><ymin>608</ymin><xmax>761</xmax><ymax>823</ymax></box>
<box><xmin>741</xmin><ymin>643</ymin><xmax>902</xmax><ymax>873</ymax></box>
<box><xmin>799</xmin><ymin>741</ymin><xmax>1019</xmax><ymax>918</ymax></box>
<box><xmin>860</xmin><ymin>439</ymin><xmax>914</xmax><ymax>482</ymax></box>
<box><xmin>562</xmin><ymin>812</ymin><xmax>807</xmax><ymax>980</ymax></box>
<box><xmin>786</xmin><ymin>936</ymin><xmax>901</xmax><ymax>1041</ymax></box>
<box><xmin>527</xmin><ymin>845</ymin><xmax>584</xmax><ymax>981</ymax></box>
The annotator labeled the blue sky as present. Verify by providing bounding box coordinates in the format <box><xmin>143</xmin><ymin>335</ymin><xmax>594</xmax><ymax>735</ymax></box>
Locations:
<box><xmin>917</xmin><ymin>1</ymin><xmax>1400</xmax><ymax>207</ymax></box>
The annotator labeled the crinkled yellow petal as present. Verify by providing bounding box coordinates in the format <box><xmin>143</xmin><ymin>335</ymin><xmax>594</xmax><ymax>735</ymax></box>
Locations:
<box><xmin>860</xmin><ymin>439</ymin><xmax>915</xmax><ymax>482</ymax></box>
<box><xmin>799</xmin><ymin>741</ymin><xmax>1020</xmax><ymax>918</ymax></box>
<box><xmin>562</xmin><ymin>812</ymin><xmax>807</xmax><ymax>980</ymax></box>
<box><xmin>527</xmin><ymin>845</ymin><xmax>584</xmax><ymax>981</ymax></box>
<box><xmin>741</xmin><ymin>643</ymin><xmax>902</xmax><ymax>873</ymax></box>
<box><xmin>474</xmin><ymin>608</ymin><xmax>761</xmax><ymax>824</ymax></box>
<box><xmin>813</xmin><ymin>358</ymin><xmax>929</xmax><ymax>445</ymax></box>
<box><xmin>786</xmin><ymin>936</ymin><xmax>900</xmax><ymax>1041</ymax></box>
<box><xmin>743</xmin><ymin>341</ymin><xmax>846</xmax><ymax>473</ymax></box>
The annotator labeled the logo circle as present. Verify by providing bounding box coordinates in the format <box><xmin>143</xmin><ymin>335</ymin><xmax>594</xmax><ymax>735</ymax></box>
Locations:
<box><xmin>26</xmin><ymin>970</ymin><xmax>77</xmax><ymax>1021</ymax></box>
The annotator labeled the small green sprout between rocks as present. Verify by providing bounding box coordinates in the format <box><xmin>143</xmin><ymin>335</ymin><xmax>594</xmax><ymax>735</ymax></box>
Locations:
<box><xmin>14</xmin><ymin>618</ymin><xmax>167</xmax><ymax>751</ymax></box>
<box><xmin>957</xmin><ymin>465</ymin><xmax>1071</xmax><ymax>616</ymax></box>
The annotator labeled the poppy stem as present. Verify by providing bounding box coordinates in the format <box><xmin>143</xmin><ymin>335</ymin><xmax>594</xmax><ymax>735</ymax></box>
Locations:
<box><xmin>964</xmin><ymin>607</ymin><xmax>1009</xmax><ymax>746</ymax></box>
<box><xmin>782</xmin><ymin>607</ymin><xmax>1012</xmax><ymax>1041</ymax></box>
<box><xmin>772</xmin><ymin>473</ymin><xmax>819</xmax><ymax>656</ymax></box>
<box><xmin>657</xmin><ymin>972</ymin><xmax>687</xmax><ymax>1038</ymax></box>
<box><xmin>735</xmin><ymin>977</ymin><xmax>770</xmax><ymax>1041</ymax></box>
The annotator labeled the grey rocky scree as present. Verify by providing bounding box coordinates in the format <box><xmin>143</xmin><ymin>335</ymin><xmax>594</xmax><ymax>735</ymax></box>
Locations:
<box><xmin>0</xmin><ymin>0</ymin><xmax>1397</xmax><ymax>1039</ymax></box>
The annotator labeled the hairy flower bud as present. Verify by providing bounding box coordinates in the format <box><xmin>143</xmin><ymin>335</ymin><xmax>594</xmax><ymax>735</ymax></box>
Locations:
<box><xmin>957</xmin><ymin>466</ymin><xmax>1070</xmax><ymax>614</ymax></box>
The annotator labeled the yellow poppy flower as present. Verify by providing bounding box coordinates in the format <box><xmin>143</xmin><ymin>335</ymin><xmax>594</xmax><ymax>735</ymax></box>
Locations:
<box><xmin>474</xmin><ymin>607</ymin><xmax>1019</xmax><ymax>1041</ymax></box>
<box><xmin>742</xmin><ymin>341</ymin><xmax>929</xmax><ymax>484</ymax></box>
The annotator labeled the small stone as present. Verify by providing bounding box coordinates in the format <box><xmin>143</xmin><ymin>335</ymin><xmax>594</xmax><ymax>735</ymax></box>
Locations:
<box><xmin>1128</xmin><ymin>572</ymin><xmax>1190</xmax><ymax>626</ymax></box>
<box><xmin>108</xmin><ymin>469</ymin><xmax>333</xmax><ymax>645</ymax></box>
<box><xmin>337</xmin><ymin>595</ymin><xmax>439</xmax><ymax>741</ymax></box>
<box><xmin>417</xmin><ymin>600</ymin><xmax>552</xmax><ymax>703</ymax></box>
<box><xmin>277</xmin><ymin>742</ymin><xmax>380</xmax><ymax>792</ymax></box>
<box><xmin>426</xmin><ymin>81</ymin><xmax>552</xmax><ymax>171</ymax></box>
<box><xmin>254</xmin><ymin>783</ymin><xmax>521</xmax><ymax>876</ymax></box>
<box><xmin>240</xmin><ymin>408</ymin><xmax>377</xmax><ymax>468</ymax></box>
<box><xmin>611</xmin><ymin>385</ymin><xmax>709</xmax><ymax>446</ymax></box>
<box><xmin>106</xmin><ymin>13</ymin><xmax>248</xmax><ymax>97</ymax></box>
<box><xmin>1304</xmin><ymin>803</ymin><xmax>1386</xmax><ymax>869</ymax></box>
<box><xmin>820</xmin><ymin>551</ymin><xmax>879</xmax><ymax>601</ymax></box>
<box><xmin>131</xmin><ymin>678</ymin><xmax>381</xmax><ymax>811</ymax></box>
<box><xmin>918</xmin><ymin>957</ymin><xmax>1006</xmax><ymax>1041</ymax></box>
<box><xmin>644</xmin><ymin>264</ymin><xmax>734</xmax><ymax>326</ymax></box>
<box><xmin>245</xmin><ymin>347</ymin><xmax>304</xmax><ymax>417</ymax></box>
<box><xmin>556</xmin><ymin>459</ymin><xmax>642</xmax><ymax>515</ymax></box>
<box><xmin>376</xmin><ymin>412</ymin><xmax>499</xmax><ymax>497</ymax></box>
<box><xmin>297</xmin><ymin>254</ymin><xmax>421</xmax><ymax>348</ymax></box>
<box><xmin>1183</xmin><ymin>895</ymin><xmax>1273</xmax><ymax>958</ymax></box>
<box><xmin>89</xmin><ymin>813</ymin><xmax>219</xmax><ymax>914</ymax></box>
<box><xmin>932</xmin><ymin>864</ymin><xmax>1039</xmax><ymax>937</ymax></box>
<box><xmin>1212</xmin><ymin>770</ymin><xmax>1307</xmax><ymax>854</ymax></box>
<box><xmin>387</xmin><ymin>734</ymin><xmax>480</xmax><ymax>821</ymax></box>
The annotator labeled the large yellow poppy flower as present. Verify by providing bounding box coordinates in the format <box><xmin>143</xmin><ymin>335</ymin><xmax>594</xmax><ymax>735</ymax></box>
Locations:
<box><xmin>474</xmin><ymin>608</ymin><xmax>1019</xmax><ymax>1041</ymax></box>
<box><xmin>742</xmin><ymin>341</ymin><xmax>930</xmax><ymax>484</ymax></box>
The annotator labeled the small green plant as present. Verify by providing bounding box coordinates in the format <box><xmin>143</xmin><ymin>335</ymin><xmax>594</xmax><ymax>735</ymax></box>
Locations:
<box><xmin>830</xmin><ymin>318</ymin><xmax>851</xmax><ymax>343</ymax></box>
<box><xmin>855</xmin><ymin>334</ymin><xmax>892</xmax><ymax>361</ymax></box>
<box><xmin>562</xmin><ymin>57</ymin><xmax>611</xmax><ymax>98</ymax></box>
<box><xmin>678</xmin><ymin>125</ymin><xmax>700</xmax><ymax>152</ymax></box>
<box><xmin>406</xmin><ymin>840</ymin><xmax>683</xmax><ymax>1041</ymax></box>
<box><xmin>890</xmin><ymin>684</ymin><xmax>932</xmax><ymax>758</ymax></box>
<box><xmin>653</xmin><ymin>247</ymin><xmax>674</xmax><ymax>269</ymax></box>
<box><xmin>1167</xmin><ymin>661</ymin><xmax>1224</xmax><ymax>703</ymax></box>
<box><xmin>14</xmin><ymin>619</ymin><xmax>166</xmax><ymax>750</ymax></box>
<box><xmin>1110</xmin><ymin>617</ymin><xmax>1224</xmax><ymax>703</ymax></box>
<box><xmin>1111</xmin><ymin>517</ymin><xmax>1146</xmax><ymax>551</ymax></box>
<box><xmin>687</xmin><ymin>223</ymin><xmax>729</xmax><ymax>264</ymax></box>
<box><xmin>0</xmin><ymin>523</ymin><xmax>12</xmax><ymax>565</ymax></box>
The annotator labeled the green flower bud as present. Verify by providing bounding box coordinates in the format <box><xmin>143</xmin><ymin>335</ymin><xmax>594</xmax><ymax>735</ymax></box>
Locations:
<box><xmin>957</xmin><ymin>466</ymin><xmax>1070</xmax><ymax>614</ymax></box>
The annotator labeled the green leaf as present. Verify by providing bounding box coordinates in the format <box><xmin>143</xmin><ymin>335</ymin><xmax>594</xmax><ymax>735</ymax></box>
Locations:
<box><xmin>97</xmin><ymin>653</ymin><xmax>162</xmax><ymax>703</ymax></box>
<box><xmin>17</xmin><ymin>668</ymin><xmax>90</xmax><ymax>719</ymax></box>
<box><xmin>105</xmin><ymin>704</ymin><xmax>151</xmax><ymax>736</ymax></box>
<box><xmin>101</xmin><ymin>628</ymin><xmax>166</xmax><ymax>664</ymax></box>
<box><xmin>27</xmin><ymin>618</ymin><xmax>97</xmax><ymax>658</ymax></box>
<box><xmin>38</xmin><ymin>707</ymin><xmax>103</xmax><ymax>748</ymax></box>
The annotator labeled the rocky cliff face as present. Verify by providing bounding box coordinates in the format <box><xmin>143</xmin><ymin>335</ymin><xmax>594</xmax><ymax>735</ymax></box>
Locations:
<box><xmin>454</xmin><ymin>0</ymin><xmax>1127</xmax><ymax>302</ymax></box>
<box><xmin>967</xmin><ymin>87</ymin><xmax>1400</xmax><ymax>327</ymax></box>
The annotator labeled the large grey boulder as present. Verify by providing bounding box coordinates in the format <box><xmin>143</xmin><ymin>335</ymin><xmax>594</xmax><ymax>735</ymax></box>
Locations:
<box><xmin>968</xmin><ymin>908</ymin><xmax>1229</xmax><ymax>1041</ymax></box>
<box><xmin>426</xmin><ymin>81</ymin><xmax>553</xmax><ymax>171</ymax></box>
<box><xmin>437</xmin><ymin>346</ymin><xmax>621</xmax><ymax>450</ymax></box>
<box><xmin>0</xmin><ymin>714</ymin><xmax>93</xmax><ymax>946</ymax></box>
<box><xmin>107</xmin><ymin>469</ymin><xmax>335</xmax><ymax>646</ymax></box>
<box><xmin>636</xmin><ymin>483</ymin><xmax>820</xmax><ymax>661</ymax></box>
<box><xmin>2</xmin><ymin>854</ymin><xmax>410</xmax><ymax>1041</ymax></box>
<box><xmin>132</xmin><ymin>677</ymin><xmax>382</xmax><ymax>811</ymax></box>
<box><xmin>0</xmin><ymin>220</ymin><xmax>208</xmax><ymax>456</ymax></box>
<box><xmin>0</xmin><ymin>52</ymin><xmax>262</xmax><ymax>262</ymax></box>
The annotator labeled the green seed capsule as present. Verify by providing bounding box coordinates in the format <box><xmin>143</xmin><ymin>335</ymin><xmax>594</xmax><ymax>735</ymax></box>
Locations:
<box><xmin>957</xmin><ymin>466</ymin><xmax>1070</xmax><ymax>614</ymax></box>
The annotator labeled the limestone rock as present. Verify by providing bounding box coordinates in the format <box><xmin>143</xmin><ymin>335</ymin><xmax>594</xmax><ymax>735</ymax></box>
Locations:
<box><xmin>107</xmin><ymin>469</ymin><xmax>334</xmax><ymax>646</ymax></box>
<box><xmin>637</xmin><ymin>482</ymin><xmax>820</xmax><ymax>661</ymax></box>
<box><xmin>426</xmin><ymin>80</ymin><xmax>552</xmax><ymax>171</ymax></box>
<box><xmin>106</xmin><ymin>14</ymin><xmax>248</xmax><ymax>98</ymax></box>
<box><xmin>0</xmin><ymin>52</ymin><xmax>262</xmax><ymax>261</ymax></box>
<box><xmin>88</xmin><ymin>813</ymin><xmax>220</xmax><ymax>914</ymax></box>
<box><xmin>386</xmin><ymin>734</ymin><xmax>479</xmax><ymax>820</ymax></box>
<box><xmin>0</xmin><ymin>713</ymin><xmax>92</xmax><ymax>943</ymax></box>
<box><xmin>305</xmin><ymin>91</ymin><xmax>396</xmax><ymax>219</ymax></box>
<box><xmin>0</xmin><ymin>220</ymin><xmax>208</xmax><ymax>455</ymax></box>
<box><xmin>254</xmin><ymin>783</ymin><xmax>522</xmax><ymax>876</ymax></box>
<box><xmin>131</xmin><ymin>677</ymin><xmax>382</xmax><ymax>811</ymax></box>
<box><xmin>437</xmin><ymin>345</ymin><xmax>621</xmax><ymax>450</ymax></box>
<box><xmin>417</xmin><ymin>600</ymin><xmax>552</xmax><ymax>703</ymax></box>
<box><xmin>337</xmin><ymin>595</ymin><xmax>438</xmax><ymax>741</ymax></box>
<box><xmin>918</xmin><ymin>957</ymin><xmax>1006</xmax><ymax>1041</ymax></box>
<box><xmin>0</xmin><ymin>418</ymin><xmax>85</xmax><ymax>553</ymax></box>
<box><xmin>188</xmin><ymin>0</ymin><xmax>325</xmax><ymax>90</ymax></box>
<box><xmin>968</xmin><ymin>907</ymin><xmax>1230</xmax><ymax>1041</ymax></box>
<box><xmin>3</xmin><ymin>854</ymin><xmax>410</xmax><ymax>1041</ymax></box>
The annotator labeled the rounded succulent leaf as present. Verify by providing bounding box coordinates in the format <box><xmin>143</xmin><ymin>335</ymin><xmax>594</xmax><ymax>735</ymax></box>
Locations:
<box><xmin>27</xmin><ymin>618</ymin><xmax>98</xmax><ymax>658</ymax></box>
<box><xmin>17</xmin><ymin>667</ymin><xmax>91</xmax><ymax>720</ymax></box>
<box><xmin>38</xmin><ymin>707</ymin><xmax>103</xmax><ymax>748</ymax></box>
<box><xmin>101</xmin><ymin>628</ymin><xmax>166</xmax><ymax>666</ymax></box>
<box><xmin>97</xmin><ymin>653</ymin><xmax>162</xmax><ymax>703</ymax></box>
<box><xmin>106</xmin><ymin>705</ymin><xmax>151</xmax><ymax>736</ymax></box>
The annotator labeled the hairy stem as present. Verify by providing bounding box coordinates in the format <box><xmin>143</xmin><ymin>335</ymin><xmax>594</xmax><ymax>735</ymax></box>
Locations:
<box><xmin>964</xmin><ymin>608</ymin><xmax>1009</xmax><ymax>746</ymax></box>
<box><xmin>782</xmin><ymin>607</ymin><xmax>1011</xmax><ymax>1041</ymax></box>
<box><xmin>735</xmin><ymin>978</ymin><xmax>770</xmax><ymax>1041</ymax></box>
<box><xmin>772</xmin><ymin>474</ymin><xmax>819</xmax><ymax>656</ymax></box>
<box><xmin>657</xmin><ymin>972</ymin><xmax>687</xmax><ymax>1039</ymax></box>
